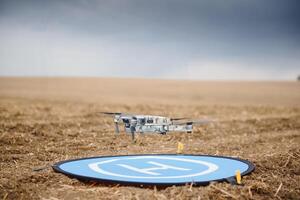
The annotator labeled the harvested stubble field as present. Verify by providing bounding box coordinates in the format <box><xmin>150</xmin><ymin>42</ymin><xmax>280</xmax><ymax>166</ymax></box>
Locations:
<box><xmin>0</xmin><ymin>77</ymin><xmax>299</xmax><ymax>200</ymax></box>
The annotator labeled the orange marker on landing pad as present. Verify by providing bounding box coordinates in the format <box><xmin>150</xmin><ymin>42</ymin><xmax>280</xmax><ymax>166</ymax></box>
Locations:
<box><xmin>177</xmin><ymin>142</ymin><xmax>184</xmax><ymax>154</ymax></box>
<box><xmin>236</xmin><ymin>170</ymin><xmax>242</xmax><ymax>184</ymax></box>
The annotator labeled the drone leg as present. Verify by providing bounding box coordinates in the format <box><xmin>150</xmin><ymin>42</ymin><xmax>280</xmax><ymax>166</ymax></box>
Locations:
<box><xmin>130</xmin><ymin>126</ymin><xmax>135</xmax><ymax>141</ymax></box>
<box><xmin>131</xmin><ymin>131</ymin><xmax>135</xmax><ymax>141</ymax></box>
<box><xmin>114</xmin><ymin>122</ymin><xmax>119</xmax><ymax>134</ymax></box>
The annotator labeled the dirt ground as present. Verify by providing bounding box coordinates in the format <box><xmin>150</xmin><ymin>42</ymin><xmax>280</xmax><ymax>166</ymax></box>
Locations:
<box><xmin>0</xmin><ymin>78</ymin><xmax>299</xmax><ymax>200</ymax></box>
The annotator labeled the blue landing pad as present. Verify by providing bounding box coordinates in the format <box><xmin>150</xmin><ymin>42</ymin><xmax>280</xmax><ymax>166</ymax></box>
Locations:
<box><xmin>53</xmin><ymin>154</ymin><xmax>254</xmax><ymax>186</ymax></box>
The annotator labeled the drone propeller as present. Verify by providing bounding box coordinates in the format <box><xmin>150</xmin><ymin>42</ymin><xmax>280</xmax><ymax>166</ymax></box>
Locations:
<box><xmin>192</xmin><ymin>119</ymin><xmax>215</xmax><ymax>124</ymax></box>
<box><xmin>99</xmin><ymin>112</ymin><xmax>122</xmax><ymax>115</ymax></box>
<box><xmin>170</xmin><ymin>117</ymin><xmax>188</xmax><ymax>121</ymax></box>
<box><xmin>173</xmin><ymin>119</ymin><xmax>215</xmax><ymax>125</ymax></box>
<box><xmin>99</xmin><ymin>112</ymin><xmax>123</xmax><ymax>134</ymax></box>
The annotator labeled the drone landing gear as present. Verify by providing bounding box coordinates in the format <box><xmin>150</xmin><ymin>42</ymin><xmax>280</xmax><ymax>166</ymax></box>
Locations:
<box><xmin>130</xmin><ymin>126</ymin><xmax>136</xmax><ymax>142</ymax></box>
<box><xmin>114</xmin><ymin>122</ymin><xmax>119</xmax><ymax>134</ymax></box>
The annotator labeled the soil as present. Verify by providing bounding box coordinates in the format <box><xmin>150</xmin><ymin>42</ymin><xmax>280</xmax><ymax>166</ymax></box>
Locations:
<box><xmin>0</xmin><ymin>78</ymin><xmax>299</xmax><ymax>199</ymax></box>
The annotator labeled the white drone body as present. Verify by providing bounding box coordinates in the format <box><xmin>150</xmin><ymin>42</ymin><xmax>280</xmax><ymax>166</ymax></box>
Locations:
<box><xmin>102</xmin><ymin>112</ymin><xmax>211</xmax><ymax>140</ymax></box>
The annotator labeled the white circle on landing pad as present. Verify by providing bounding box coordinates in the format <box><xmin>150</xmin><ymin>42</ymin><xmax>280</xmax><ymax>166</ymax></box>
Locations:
<box><xmin>53</xmin><ymin>154</ymin><xmax>255</xmax><ymax>186</ymax></box>
<box><xmin>88</xmin><ymin>156</ymin><xmax>218</xmax><ymax>179</ymax></box>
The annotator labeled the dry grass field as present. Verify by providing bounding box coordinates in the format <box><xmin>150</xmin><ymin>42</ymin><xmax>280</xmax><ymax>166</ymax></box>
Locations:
<box><xmin>0</xmin><ymin>77</ymin><xmax>299</xmax><ymax>199</ymax></box>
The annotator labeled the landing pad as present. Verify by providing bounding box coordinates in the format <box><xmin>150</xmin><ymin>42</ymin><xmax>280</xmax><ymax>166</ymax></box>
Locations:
<box><xmin>53</xmin><ymin>154</ymin><xmax>254</xmax><ymax>186</ymax></box>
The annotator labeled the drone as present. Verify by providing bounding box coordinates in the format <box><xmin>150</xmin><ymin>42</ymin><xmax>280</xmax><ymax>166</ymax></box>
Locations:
<box><xmin>101</xmin><ymin>112</ymin><xmax>213</xmax><ymax>140</ymax></box>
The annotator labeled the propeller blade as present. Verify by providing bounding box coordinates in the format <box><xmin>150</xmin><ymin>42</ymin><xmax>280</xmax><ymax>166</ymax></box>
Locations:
<box><xmin>99</xmin><ymin>112</ymin><xmax>122</xmax><ymax>115</ymax></box>
<box><xmin>191</xmin><ymin>119</ymin><xmax>214</xmax><ymax>124</ymax></box>
<box><xmin>174</xmin><ymin>119</ymin><xmax>215</xmax><ymax>125</ymax></box>
<box><xmin>170</xmin><ymin>117</ymin><xmax>188</xmax><ymax>121</ymax></box>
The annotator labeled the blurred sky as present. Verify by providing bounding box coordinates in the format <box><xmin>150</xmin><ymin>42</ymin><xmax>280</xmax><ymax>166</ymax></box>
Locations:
<box><xmin>0</xmin><ymin>0</ymin><xmax>299</xmax><ymax>80</ymax></box>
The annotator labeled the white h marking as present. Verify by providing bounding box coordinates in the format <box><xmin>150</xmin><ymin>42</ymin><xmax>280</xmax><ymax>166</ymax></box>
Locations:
<box><xmin>117</xmin><ymin>161</ymin><xmax>191</xmax><ymax>175</ymax></box>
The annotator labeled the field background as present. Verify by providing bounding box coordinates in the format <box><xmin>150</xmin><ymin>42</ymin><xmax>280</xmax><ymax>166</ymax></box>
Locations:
<box><xmin>0</xmin><ymin>77</ymin><xmax>299</xmax><ymax>199</ymax></box>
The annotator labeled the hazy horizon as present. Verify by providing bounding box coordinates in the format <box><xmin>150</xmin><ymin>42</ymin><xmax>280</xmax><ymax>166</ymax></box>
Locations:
<box><xmin>0</xmin><ymin>0</ymin><xmax>299</xmax><ymax>80</ymax></box>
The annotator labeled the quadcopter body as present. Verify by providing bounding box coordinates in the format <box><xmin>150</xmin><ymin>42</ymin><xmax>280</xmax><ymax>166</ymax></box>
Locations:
<box><xmin>102</xmin><ymin>112</ymin><xmax>211</xmax><ymax>140</ymax></box>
